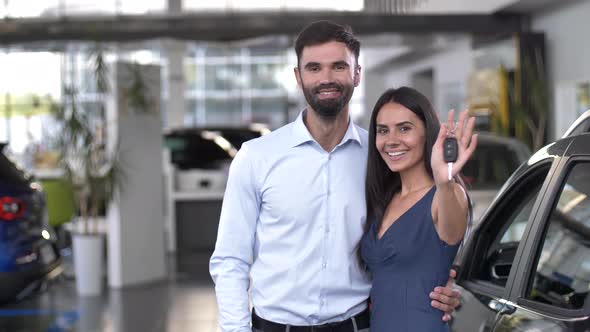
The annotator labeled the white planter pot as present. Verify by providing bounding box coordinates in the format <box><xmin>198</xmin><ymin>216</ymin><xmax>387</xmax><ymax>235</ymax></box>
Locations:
<box><xmin>73</xmin><ymin>233</ymin><xmax>104</xmax><ymax>296</ymax></box>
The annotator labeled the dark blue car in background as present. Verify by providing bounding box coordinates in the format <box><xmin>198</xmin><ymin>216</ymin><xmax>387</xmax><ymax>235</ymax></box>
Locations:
<box><xmin>0</xmin><ymin>142</ymin><xmax>61</xmax><ymax>304</ymax></box>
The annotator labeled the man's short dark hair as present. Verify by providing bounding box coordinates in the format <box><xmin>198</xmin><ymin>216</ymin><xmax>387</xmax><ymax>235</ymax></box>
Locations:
<box><xmin>294</xmin><ymin>20</ymin><xmax>360</xmax><ymax>67</ymax></box>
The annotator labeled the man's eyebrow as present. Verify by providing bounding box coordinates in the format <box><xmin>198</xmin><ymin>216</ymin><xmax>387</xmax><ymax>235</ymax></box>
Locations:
<box><xmin>333</xmin><ymin>61</ymin><xmax>350</xmax><ymax>67</ymax></box>
<box><xmin>303</xmin><ymin>62</ymin><xmax>320</xmax><ymax>69</ymax></box>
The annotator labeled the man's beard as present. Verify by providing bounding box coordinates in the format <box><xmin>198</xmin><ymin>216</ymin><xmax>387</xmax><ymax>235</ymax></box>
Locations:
<box><xmin>302</xmin><ymin>81</ymin><xmax>354</xmax><ymax>119</ymax></box>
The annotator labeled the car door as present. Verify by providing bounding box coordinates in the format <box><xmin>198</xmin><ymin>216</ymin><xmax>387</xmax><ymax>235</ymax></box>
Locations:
<box><xmin>492</xmin><ymin>150</ymin><xmax>590</xmax><ymax>331</ymax></box>
<box><xmin>450</xmin><ymin>159</ymin><xmax>556</xmax><ymax>332</ymax></box>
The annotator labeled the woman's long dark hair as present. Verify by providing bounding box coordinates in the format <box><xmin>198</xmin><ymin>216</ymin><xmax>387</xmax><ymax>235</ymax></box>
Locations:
<box><xmin>358</xmin><ymin>86</ymin><xmax>471</xmax><ymax>269</ymax></box>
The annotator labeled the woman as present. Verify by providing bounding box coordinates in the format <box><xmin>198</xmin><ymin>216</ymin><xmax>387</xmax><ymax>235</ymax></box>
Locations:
<box><xmin>360</xmin><ymin>87</ymin><xmax>477</xmax><ymax>331</ymax></box>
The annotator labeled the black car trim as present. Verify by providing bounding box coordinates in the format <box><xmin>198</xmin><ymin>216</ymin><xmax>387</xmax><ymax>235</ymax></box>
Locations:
<box><xmin>515</xmin><ymin>297</ymin><xmax>590</xmax><ymax>321</ymax></box>
<box><xmin>458</xmin><ymin>160</ymin><xmax>555</xmax><ymax>297</ymax></box>
<box><xmin>502</xmin><ymin>160</ymin><xmax>561</xmax><ymax>300</ymax></box>
<box><xmin>461</xmin><ymin>280</ymin><xmax>507</xmax><ymax>299</ymax></box>
<box><xmin>457</xmin><ymin>161</ymin><xmax>548</xmax><ymax>273</ymax></box>
<box><xmin>0</xmin><ymin>256</ymin><xmax>62</xmax><ymax>303</ymax></box>
<box><xmin>502</xmin><ymin>140</ymin><xmax>578</xmax><ymax>305</ymax></box>
<box><xmin>511</xmin><ymin>154</ymin><xmax>590</xmax><ymax>318</ymax></box>
<box><xmin>562</xmin><ymin>109</ymin><xmax>590</xmax><ymax>138</ymax></box>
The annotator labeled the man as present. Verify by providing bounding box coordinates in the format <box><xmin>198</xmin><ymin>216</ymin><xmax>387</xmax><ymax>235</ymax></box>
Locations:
<box><xmin>210</xmin><ymin>20</ymin><xmax>460</xmax><ymax>332</ymax></box>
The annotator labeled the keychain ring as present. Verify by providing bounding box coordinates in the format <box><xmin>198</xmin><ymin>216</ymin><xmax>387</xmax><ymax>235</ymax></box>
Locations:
<box><xmin>446</xmin><ymin>121</ymin><xmax>458</xmax><ymax>137</ymax></box>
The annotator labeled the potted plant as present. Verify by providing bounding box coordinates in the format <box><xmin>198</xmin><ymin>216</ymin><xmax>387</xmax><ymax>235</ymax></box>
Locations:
<box><xmin>51</xmin><ymin>47</ymin><xmax>121</xmax><ymax>296</ymax></box>
<box><xmin>53</xmin><ymin>44</ymin><xmax>168</xmax><ymax>292</ymax></box>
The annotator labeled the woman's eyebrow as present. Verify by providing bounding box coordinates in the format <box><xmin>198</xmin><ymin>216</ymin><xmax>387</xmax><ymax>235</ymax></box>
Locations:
<box><xmin>395</xmin><ymin>121</ymin><xmax>414</xmax><ymax>127</ymax></box>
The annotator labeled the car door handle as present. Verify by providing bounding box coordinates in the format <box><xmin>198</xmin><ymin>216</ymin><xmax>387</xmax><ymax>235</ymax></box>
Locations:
<box><xmin>488</xmin><ymin>299</ymin><xmax>516</xmax><ymax>315</ymax></box>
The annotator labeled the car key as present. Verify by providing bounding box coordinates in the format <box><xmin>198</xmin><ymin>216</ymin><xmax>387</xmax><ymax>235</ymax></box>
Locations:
<box><xmin>443</xmin><ymin>136</ymin><xmax>458</xmax><ymax>181</ymax></box>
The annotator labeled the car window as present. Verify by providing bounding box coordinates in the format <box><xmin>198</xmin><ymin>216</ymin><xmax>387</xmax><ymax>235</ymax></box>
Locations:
<box><xmin>499</xmin><ymin>195</ymin><xmax>535</xmax><ymax>244</ymax></box>
<box><xmin>0</xmin><ymin>153</ymin><xmax>28</xmax><ymax>186</ymax></box>
<box><xmin>525</xmin><ymin>162</ymin><xmax>590</xmax><ymax>310</ymax></box>
<box><xmin>165</xmin><ymin>132</ymin><xmax>233</xmax><ymax>170</ymax></box>
<box><xmin>164</xmin><ymin>128</ymin><xmax>262</xmax><ymax>170</ymax></box>
<box><xmin>469</xmin><ymin>166</ymin><xmax>550</xmax><ymax>288</ymax></box>
<box><xmin>463</xmin><ymin>141</ymin><xmax>521</xmax><ymax>190</ymax></box>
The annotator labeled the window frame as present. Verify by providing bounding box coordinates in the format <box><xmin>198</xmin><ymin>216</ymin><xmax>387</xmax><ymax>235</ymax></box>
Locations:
<box><xmin>514</xmin><ymin>156</ymin><xmax>590</xmax><ymax>319</ymax></box>
<box><xmin>458</xmin><ymin>160</ymin><xmax>556</xmax><ymax>299</ymax></box>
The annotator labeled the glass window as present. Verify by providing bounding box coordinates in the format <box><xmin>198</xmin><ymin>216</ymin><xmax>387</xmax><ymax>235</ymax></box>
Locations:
<box><xmin>205</xmin><ymin>65</ymin><xmax>245</xmax><ymax>91</ymax></box>
<box><xmin>2</xmin><ymin>0</ymin><xmax>60</xmax><ymax>18</ymax></box>
<box><xmin>185</xmin><ymin>61</ymin><xmax>198</xmax><ymax>92</ymax></box>
<box><xmin>251</xmin><ymin>64</ymin><xmax>282</xmax><ymax>90</ymax></box>
<box><xmin>2</xmin><ymin>0</ymin><xmax>166</xmax><ymax>17</ymax></box>
<box><xmin>526</xmin><ymin>162</ymin><xmax>590</xmax><ymax>310</ymax></box>
<box><xmin>249</xmin><ymin>47</ymin><xmax>284</xmax><ymax>57</ymax></box>
<box><xmin>204</xmin><ymin>99</ymin><xmax>242</xmax><ymax>126</ymax></box>
<box><xmin>185</xmin><ymin>99</ymin><xmax>198</xmax><ymax>126</ymax></box>
<box><xmin>118</xmin><ymin>0</ymin><xmax>165</xmax><ymax>15</ymax></box>
<box><xmin>478</xmin><ymin>183</ymin><xmax>541</xmax><ymax>286</ymax></box>
<box><xmin>61</xmin><ymin>0</ymin><xmax>118</xmax><ymax>16</ymax></box>
<box><xmin>183</xmin><ymin>0</ymin><xmax>363</xmax><ymax>12</ymax></box>
<box><xmin>0</xmin><ymin>51</ymin><xmax>61</xmax><ymax>161</ymax></box>
<box><xmin>470</xmin><ymin>166</ymin><xmax>549</xmax><ymax>288</ymax></box>
<box><xmin>204</xmin><ymin>46</ymin><xmax>242</xmax><ymax>58</ymax></box>
<box><xmin>252</xmin><ymin>97</ymin><xmax>287</xmax><ymax>128</ymax></box>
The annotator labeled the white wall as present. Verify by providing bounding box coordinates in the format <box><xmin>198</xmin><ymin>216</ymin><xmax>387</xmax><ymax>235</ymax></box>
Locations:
<box><xmin>107</xmin><ymin>62</ymin><xmax>167</xmax><ymax>288</ymax></box>
<box><xmin>533</xmin><ymin>0</ymin><xmax>590</xmax><ymax>139</ymax></box>
<box><xmin>363</xmin><ymin>37</ymin><xmax>474</xmax><ymax>124</ymax></box>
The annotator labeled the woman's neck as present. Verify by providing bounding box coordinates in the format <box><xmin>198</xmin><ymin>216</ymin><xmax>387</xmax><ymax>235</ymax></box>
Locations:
<box><xmin>398</xmin><ymin>166</ymin><xmax>433</xmax><ymax>198</ymax></box>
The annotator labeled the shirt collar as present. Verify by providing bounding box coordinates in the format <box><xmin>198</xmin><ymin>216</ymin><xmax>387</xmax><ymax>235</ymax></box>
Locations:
<box><xmin>290</xmin><ymin>109</ymin><xmax>363</xmax><ymax>148</ymax></box>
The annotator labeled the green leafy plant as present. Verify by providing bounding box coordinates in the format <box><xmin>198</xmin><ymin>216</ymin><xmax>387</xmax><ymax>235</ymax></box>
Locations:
<box><xmin>120</xmin><ymin>61</ymin><xmax>156</xmax><ymax>115</ymax></box>
<box><xmin>51</xmin><ymin>46</ymin><xmax>123</xmax><ymax>235</ymax></box>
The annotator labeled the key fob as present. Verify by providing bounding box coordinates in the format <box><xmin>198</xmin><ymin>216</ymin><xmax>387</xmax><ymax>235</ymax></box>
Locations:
<box><xmin>443</xmin><ymin>137</ymin><xmax>458</xmax><ymax>163</ymax></box>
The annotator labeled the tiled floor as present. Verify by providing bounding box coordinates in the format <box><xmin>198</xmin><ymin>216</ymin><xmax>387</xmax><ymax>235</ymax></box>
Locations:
<box><xmin>0</xmin><ymin>252</ymin><xmax>219</xmax><ymax>332</ymax></box>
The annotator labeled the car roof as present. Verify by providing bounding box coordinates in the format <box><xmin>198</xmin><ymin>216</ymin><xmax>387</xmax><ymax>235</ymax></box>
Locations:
<box><xmin>562</xmin><ymin>109</ymin><xmax>590</xmax><ymax>138</ymax></box>
<box><xmin>511</xmin><ymin>111</ymin><xmax>590</xmax><ymax>173</ymax></box>
<box><xmin>476</xmin><ymin>132</ymin><xmax>525</xmax><ymax>144</ymax></box>
<box><xmin>474</xmin><ymin>132</ymin><xmax>531</xmax><ymax>150</ymax></box>
<box><xmin>510</xmin><ymin>133</ymin><xmax>590</xmax><ymax>178</ymax></box>
<box><xmin>474</xmin><ymin>132</ymin><xmax>532</xmax><ymax>161</ymax></box>
<box><xmin>561</xmin><ymin>132</ymin><xmax>590</xmax><ymax>156</ymax></box>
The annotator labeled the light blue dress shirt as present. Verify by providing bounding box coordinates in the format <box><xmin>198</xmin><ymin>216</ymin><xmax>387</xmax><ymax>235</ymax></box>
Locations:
<box><xmin>210</xmin><ymin>111</ymin><xmax>371</xmax><ymax>332</ymax></box>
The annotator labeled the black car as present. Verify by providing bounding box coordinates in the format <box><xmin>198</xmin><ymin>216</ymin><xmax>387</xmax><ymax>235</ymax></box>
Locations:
<box><xmin>0</xmin><ymin>143</ymin><xmax>61</xmax><ymax>304</ymax></box>
<box><xmin>164</xmin><ymin>125</ymin><xmax>269</xmax><ymax>170</ymax></box>
<box><xmin>462</xmin><ymin>133</ymin><xmax>531</xmax><ymax>222</ymax></box>
<box><xmin>451</xmin><ymin>114</ymin><xmax>590</xmax><ymax>331</ymax></box>
<box><xmin>562</xmin><ymin>109</ymin><xmax>590</xmax><ymax>138</ymax></box>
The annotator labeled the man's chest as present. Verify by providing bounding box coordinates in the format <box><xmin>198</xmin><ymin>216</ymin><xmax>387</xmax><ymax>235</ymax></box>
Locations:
<box><xmin>257</xmin><ymin>151</ymin><xmax>366</xmax><ymax>225</ymax></box>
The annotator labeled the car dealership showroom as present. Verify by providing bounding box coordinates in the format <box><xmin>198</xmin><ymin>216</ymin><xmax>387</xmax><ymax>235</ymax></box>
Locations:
<box><xmin>1</xmin><ymin>0</ymin><xmax>590</xmax><ymax>331</ymax></box>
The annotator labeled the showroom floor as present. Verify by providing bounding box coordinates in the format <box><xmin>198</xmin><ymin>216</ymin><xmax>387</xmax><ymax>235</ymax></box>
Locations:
<box><xmin>0</xmin><ymin>252</ymin><xmax>219</xmax><ymax>332</ymax></box>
